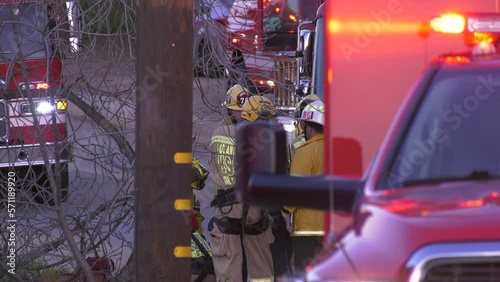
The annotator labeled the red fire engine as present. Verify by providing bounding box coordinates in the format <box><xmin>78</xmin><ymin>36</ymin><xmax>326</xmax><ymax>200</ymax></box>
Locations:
<box><xmin>224</xmin><ymin>0</ymin><xmax>322</xmax><ymax>112</ymax></box>
<box><xmin>236</xmin><ymin>0</ymin><xmax>500</xmax><ymax>281</ymax></box>
<box><xmin>0</xmin><ymin>0</ymin><xmax>78</xmax><ymax>203</ymax></box>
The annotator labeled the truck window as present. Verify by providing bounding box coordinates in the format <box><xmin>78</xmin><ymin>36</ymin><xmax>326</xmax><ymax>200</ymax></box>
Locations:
<box><xmin>381</xmin><ymin>67</ymin><xmax>500</xmax><ymax>188</ymax></box>
<box><xmin>263</xmin><ymin>0</ymin><xmax>315</xmax><ymax>50</ymax></box>
<box><xmin>0</xmin><ymin>3</ymin><xmax>50</xmax><ymax>62</ymax></box>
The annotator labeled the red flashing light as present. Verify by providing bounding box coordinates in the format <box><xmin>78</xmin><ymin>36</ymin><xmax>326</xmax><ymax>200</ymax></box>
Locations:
<box><xmin>459</xmin><ymin>199</ymin><xmax>485</xmax><ymax>208</ymax></box>
<box><xmin>442</xmin><ymin>56</ymin><xmax>471</xmax><ymax>64</ymax></box>
<box><xmin>384</xmin><ymin>202</ymin><xmax>418</xmax><ymax>212</ymax></box>
<box><xmin>36</xmin><ymin>82</ymin><xmax>49</xmax><ymax>90</ymax></box>
<box><xmin>465</xmin><ymin>32</ymin><xmax>497</xmax><ymax>46</ymax></box>
<box><xmin>382</xmin><ymin>199</ymin><xmax>418</xmax><ymax>212</ymax></box>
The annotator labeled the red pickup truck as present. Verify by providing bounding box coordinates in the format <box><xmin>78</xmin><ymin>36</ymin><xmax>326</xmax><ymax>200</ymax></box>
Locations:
<box><xmin>236</xmin><ymin>3</ymin><xmax>500</xmax><ymax>281</ymax></box>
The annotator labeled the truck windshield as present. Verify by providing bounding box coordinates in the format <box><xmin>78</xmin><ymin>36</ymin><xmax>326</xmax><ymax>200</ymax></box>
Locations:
<box><xmin>311</xmin><ymin>15</ymin><xmax>325</xmax><ymax>100</ymax></box>
<box><xmin>382</xmin><ymin>66</ymin><xmax>500</xmax><ymax>188</ymax></box>
<box><xmin>0</xmin><ymin>3</ymin><xmax>50</xmax><ymax>62</ymax></box>
<box><xmin>263</xmin><ymin>0</ymin><xmax>318</xmax><ymax>50</ymax></box>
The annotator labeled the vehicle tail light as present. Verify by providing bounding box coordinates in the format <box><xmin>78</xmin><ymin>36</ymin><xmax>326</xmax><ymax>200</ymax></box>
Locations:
<box><xmin>440</xmin><ymin>55</ymin><xmax>471</xmax><ymax>64</ymax></box>
<box><xmin>430</xmin><ymin>13</ymin><xmax>465</xmax><ymax>34</ymax></box>
<box><xmin>35</xmin><ymin>82</ymin><xmax>49</xmax><ymax>90</ymax></box>
<box><xmin>20</xmin><ymin>81</ymin><xmax>50</xmax><ymax>90</ymax></box>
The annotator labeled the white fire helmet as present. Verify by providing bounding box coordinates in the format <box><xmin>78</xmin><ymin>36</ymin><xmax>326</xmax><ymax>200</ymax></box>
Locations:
<box><xmin>297</xmin><ymin>100</ymin><xmax>325</xmax><ymax>126</ymax></box>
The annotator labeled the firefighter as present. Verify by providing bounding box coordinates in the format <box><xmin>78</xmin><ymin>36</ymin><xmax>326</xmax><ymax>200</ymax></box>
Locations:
<box><xmin>290</xmin><ymin>94</ymin><xmax>321</xmax><ymax>157</ymax></box>
<box><xmin>241</xmin><ymin>96</ymin><xmax>294</xmax><ymax>277</ymax></box>
<box><xmin>241</xmin><ymin>95</ymin><xmax>293</xmax><ymax>279</ymax></box>
<box><xmin>222</xmin><ymin>84</ymin><xmax>251</xmax><ymax>126</ymax></box>
<box><xmin>282</xmin><ymin>100</ymin><xmax>325</xmax><ymax>273</ymax></box>
<box><xmin>208</xmin><ymin>95</ymin><xmax>274</xmax><ymax>282</ymax></box>
<box><xmin>240</xmin><ymin>95</ymin><xmax>276</xmax><ymax>122</ymax></box>
<box><xmin>192</xmin><ymin>158</ymin><xmax>210</xmax><ymax>235</ymax></box>
<box><xmin>191</xmin><ymin>229</ymin><xmax>216</xmax><ymax>282</ymax></box>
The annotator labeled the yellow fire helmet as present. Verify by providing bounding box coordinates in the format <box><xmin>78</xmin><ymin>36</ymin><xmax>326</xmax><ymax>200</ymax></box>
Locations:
<box><xmin>241</xmin><ymin>95</ymin><xmax>276</xmax><ymax>122</ymax></box>
<box><xmin>191</xmin><ymin>158</ymin><xmax>209</xmax><ymax>190</ymax></box>
<box><xmin>224</xmin><ymin>84</ymin><xmax>250</xmax><ymax>110</ymax></box>
<box><xmin>293</xmin><ymin>94</ymin><xmax>321</xmax><ymax>119</ymax></box>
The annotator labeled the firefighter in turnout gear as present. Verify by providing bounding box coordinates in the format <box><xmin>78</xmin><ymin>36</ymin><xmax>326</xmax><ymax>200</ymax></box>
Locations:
<box><xmin>192</xmin><ymin>158</ymin><xmax>210</xmax><ymax>235</ymax></box>
<box><xmin>222</xmin><ymin>84</ymin><xmax>251</xmax><ymax>126</ymax></box>
<box><xmin>283</xmin><ymin>100</ymin><xmax>325</xmax><ymax>273</ymax></box>
<box><xmin>208</xmin><ymin>93</ymin><xmax>275</xmax><ymax>282</ymax></box>
<box><xmin>191</xmin><ymin>229</ymin><xmax>216</xmax><ymax>282</ymax></box>
<box><xmin>190</xmin><ymin>158</ymin><xmax>215</xmax><ymax>281</ymax></box>
<box><xmin>290</xmin><ymin>94</ymin><xmax>321</xmax><ymax>157</ymax></box>
<box><xmin>242</xmin><ymin>95</ymin><xmax>294</xmax><ymax>278</ymax></box>
<box><xmin>240</xmin><ymin>96</ymin><xmax>276</xmax><ymax>122</ymax></box>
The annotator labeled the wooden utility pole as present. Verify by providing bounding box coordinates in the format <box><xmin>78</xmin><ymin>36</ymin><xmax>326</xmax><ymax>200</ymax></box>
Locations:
<box><xmin>135</xmin><ymin>0</ymin><xmax>193</xmax><ymax>280</ymax></box>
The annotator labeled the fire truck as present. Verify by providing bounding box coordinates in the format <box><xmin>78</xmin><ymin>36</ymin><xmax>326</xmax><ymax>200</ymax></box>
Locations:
<box><xmin>236</xmin><ymin>0</ymin><xmax>500</xmax><ymax>281</ymax></box>
<box><xmin>0</xmin><ymin>0</ymin><xmax>79</xmax><ymax>203</ymax></box>
<box><xmin>224</xmin><ymin>0</ymin><xmax>322</xmax><ymax>112</ymax></box>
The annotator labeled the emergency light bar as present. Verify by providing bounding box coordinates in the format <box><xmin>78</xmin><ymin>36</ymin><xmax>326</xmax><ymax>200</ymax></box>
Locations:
<box><xmin>430</xmin><ymin>13</ymin><xmax>465</xmax><ymax>33</ymax></box>
<box><xmin>431</xmin><ymin>13</ymin><xmax>500</xmax><ymax>47</ymax></box>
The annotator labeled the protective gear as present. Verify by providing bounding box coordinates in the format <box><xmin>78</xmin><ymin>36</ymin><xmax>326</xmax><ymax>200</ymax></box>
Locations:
<box><xmin>192</xmin><ymin>159</ymin><xmax>209</xmax><ymax>190</ymax></box>
<box><xmin>209</xmin><ymin>123</ymin><xmax>274</xmax><ymax>281</ymax></box>
<box><xmin>224</xmin><ymin>84</ymin><xmax>250</xmax><ymax>110</ymax></box>
<box><xmin>191</xmin><ymin>230</ymin><xmax>216</xmax><ymax>282</ymax></box>
<box><xmin>293</xmin><ymin>94</ymin><xmax>321</xmax><ymax>119</ymax></box>
<box><xmin>290</xmin><ymin>135</ymin><xmax>306</xmax><ymax>156</ymax></box>
<box><xmin>294</xmin><ymin>94</ymin><xmax>321</xmax><ymax>138</ymax></box>
<box><xmin>297</xmin><ymin>100</ymin><xmax>325</xmax><ymax>126</ymax></box>
<box><xmin>284</xmin><ymin>133</ymin><xmax>325</xmax><ymax>272</ymax></box>
<box><xmin>191</xmin><ymin>158</ymin><xmax>210</xmax><ymax>235</ymax></box>
<box><xmin>241</xmin><ymin>96</ymin><xmax>276</xmax><ymax>122</ymax></box>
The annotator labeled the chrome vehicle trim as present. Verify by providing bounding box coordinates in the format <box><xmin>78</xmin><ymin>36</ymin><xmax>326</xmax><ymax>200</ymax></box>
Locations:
<box><xmin>406</xmin><ymin>242</ymin><xmax>500</xmax><ymax>282</ymax></box>
<box><xmin>0</xmin><ymin>159</ymin><xmax>71</xmax><ymax>168</ymax></box>
<box><xmin>0</xmin><ymin>99</ymin><xmax>8</xmax><ymax>141</ymax></box>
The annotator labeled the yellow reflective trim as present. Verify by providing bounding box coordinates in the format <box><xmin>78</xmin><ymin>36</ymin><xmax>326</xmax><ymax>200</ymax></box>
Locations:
<box><xmin>174</xmin><ymin>246</ymin><xmax>191</xmax><ymax>258</ymax></box>
<box><xmin>174</xmin><ymin>199</ymin><xmax>192</xmax><ymax>211</ymax></box>
<box><xmin>174</xmin><ymin>152</ymin><xmax>192</xmax><ymax>164</ymax></box>
<box><xmin>291</xmin><ymin>230</ymin><xmax>325</xmax><ymax>236</ymax></box>
<box><xmin>293</xmin><ymin>140</ymin><xmax>304</xmax><ymax>149</ymax></box>
<box><xmin>210</xmin><ymin>135</ymin><xmax>235</xmax><ymax>146</ymax></box>
<box><xmin>249</xmin><ymin>278</ymin><xmax>274</xmax><ymax>282</ymax></box>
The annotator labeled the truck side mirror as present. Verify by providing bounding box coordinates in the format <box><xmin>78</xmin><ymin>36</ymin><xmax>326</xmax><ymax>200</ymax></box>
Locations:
<box><xmin>302</xmin><ymin>31</ymin><xmax>315</xmax><ymax>76</ymax></box>
<box><xmin>297</xmin><ymin>29</ymin><xmax>313</xmax><ymax>76</ymax></box>
<box><xmin>236</xmin><ymin>122</ymin><xmax>364</xmax><ymax>212</ymax></box>
<box><xmin>235</xmin><ymin>122</ymin><xmax>288</xmax><ymax>204</ymax></box>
